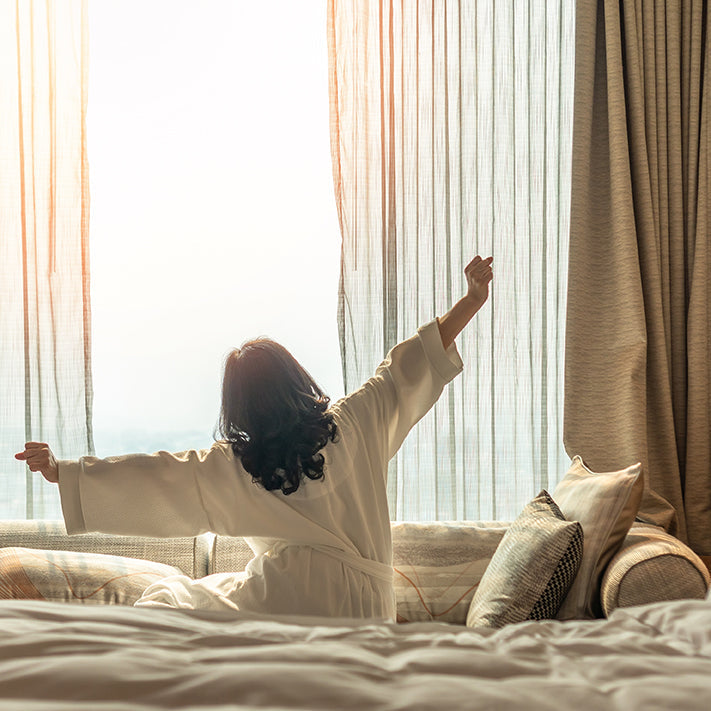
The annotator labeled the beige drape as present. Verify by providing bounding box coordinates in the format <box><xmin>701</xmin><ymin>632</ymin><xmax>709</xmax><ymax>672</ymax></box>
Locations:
<box><xmin>565</xmin><ymin>0</ymin><xmax>710</xmax><ymax>552</ymax></box>
<box><xmin>329</xmin><ymin>0</ymin><xmax>575</xmax><ymax>520</ymax></box>
<box><xmin>0</xmin><ymin>0</ymin><xmax>93</xmax><ymax>518</ymax></box>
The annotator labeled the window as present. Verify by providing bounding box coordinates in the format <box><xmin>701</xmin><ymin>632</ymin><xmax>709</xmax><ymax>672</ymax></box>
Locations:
<box><xmin>89</xmin><ymin>0</ymin><xmax>343</xmax><ymax>457</ymax></box>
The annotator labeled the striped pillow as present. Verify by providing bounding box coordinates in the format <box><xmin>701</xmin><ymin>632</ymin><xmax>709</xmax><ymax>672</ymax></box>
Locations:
<box><xmin>466</xmin><ymin>491</ymin><xmax>583</xmax><ymax>628</ymax></box>
<box><xmin>0</xmin><ymin>547</ymin><xmax>182</xmax><ymax>605</ymax></box>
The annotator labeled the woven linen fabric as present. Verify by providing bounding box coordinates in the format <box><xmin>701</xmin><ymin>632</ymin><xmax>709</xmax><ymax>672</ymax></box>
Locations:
<box><xmin>0</xmin><ymin>520</ymin><xmax>209</xmax><ymax>578</ymax></box>
<box><xmin>392</xmin><ymin>521</ymin><xmax>508</xmax><ymax>624</ymax></box>
<box><xmin>210</xmin><ymin>535</ymin><xmax>258</xmax><ymax>575</ymax></box>
<box><xmin>466</xmin><ymin>491</ymin><xmax>583</xmax><ymax>629</ymax></box>
<box><xmin>565</xmin><ymin>0</ymin><xmax>711</xmax><ymax>552</ymax></box>
<box><xmin>600</xmin><ymin>524</ymin><xmax>711</xmax><ymax>616</ymax></box>
<box><xmin>553</xmin><ymin>457</ymin><xmax>643</xmax><ymax>619</ymax></box>
<box><xmin>0</xmin><ymin>547</ymin><xmax>182</xmax><ymax>605</ymax></box>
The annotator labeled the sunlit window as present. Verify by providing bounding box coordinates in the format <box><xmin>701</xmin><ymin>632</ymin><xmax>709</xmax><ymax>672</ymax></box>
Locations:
<box><xmin>89</xmin><ymin>0</ymin><xmax>343</xmax><ymax>456</ymax></box>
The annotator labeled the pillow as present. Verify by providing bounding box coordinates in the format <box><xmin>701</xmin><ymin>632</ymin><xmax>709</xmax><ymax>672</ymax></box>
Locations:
<box><xmin>466</xmin><ymin>491</ymin><xmax>583</xmax><ymax>628</ymax></box>
<box><xmin>553</xmin><ymin>456</ymin><xmax>643</xmax><ymax>620</ymax></box>
<box><xmin>392</xmin><ymin>521</ymin><xmax>509</xmax><ymax>623</ymax></box>
<box><xmin>0</xmin><ymin>547</ymin><xmax>183</xmax><ymax>605</ymax></box>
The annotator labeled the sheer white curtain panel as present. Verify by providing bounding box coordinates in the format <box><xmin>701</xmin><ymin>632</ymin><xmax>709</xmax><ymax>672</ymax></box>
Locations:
<box><xmin>0</xmin><ymin>0</ymin><xmax>93</xmax><ymax>519</ymax></box>
<box><xmin>329</xmin><ymin>0</ymin><xmax>575</xmax><ymax>520</ymax></box>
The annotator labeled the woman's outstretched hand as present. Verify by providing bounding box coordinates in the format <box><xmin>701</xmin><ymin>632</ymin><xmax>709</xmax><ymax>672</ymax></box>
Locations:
<box><xmin>465</xmin><ymin>255</ymin><xmax>494</xmax><ymax>307</ymax></box>
<box><xmin>437</xmin><ymin>254</ymin><xmax>493</xmax><ymax>350</ymax></box>
<box><xmin>15</xmin><ymin>442</ymin><xmax>59</xmax><ymax>483</ymax></box>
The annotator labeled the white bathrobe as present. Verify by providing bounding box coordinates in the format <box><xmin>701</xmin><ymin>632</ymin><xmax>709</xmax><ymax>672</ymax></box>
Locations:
<box><xmin>58</xmin><ymin>319</ymin><xmax>463</xmax><ymax>619</ymax></box>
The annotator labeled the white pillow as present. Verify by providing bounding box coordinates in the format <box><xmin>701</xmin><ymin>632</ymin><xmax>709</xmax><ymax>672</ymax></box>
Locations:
<box><xmin>553</xmin><ymin>456</ymin><xmax>643</xmax><ymax>619</ymax></box>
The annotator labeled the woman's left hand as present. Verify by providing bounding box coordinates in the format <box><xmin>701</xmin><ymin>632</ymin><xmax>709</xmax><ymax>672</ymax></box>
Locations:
<box><xmin>15</xmin><ymin>442</ymin><xmax>59</xmax><ymax>483</ymax></box>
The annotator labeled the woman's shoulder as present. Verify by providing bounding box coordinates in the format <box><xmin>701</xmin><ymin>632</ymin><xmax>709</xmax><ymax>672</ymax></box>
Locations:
<box><xmin>328</xmin><ymin>370</ymin><xmax>397</xmax><ymax>430</ymax></box>
<box><xmin>184</xmin><ymin>440</ymin><xmax>238</xmax><ymax>466</ymax></box>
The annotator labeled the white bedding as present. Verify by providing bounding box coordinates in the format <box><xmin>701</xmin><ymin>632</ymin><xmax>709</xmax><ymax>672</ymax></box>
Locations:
<box><xmin>1</xmin><ymin>598</ymin><xmax>711</xmax><ymax>710</ymax></box>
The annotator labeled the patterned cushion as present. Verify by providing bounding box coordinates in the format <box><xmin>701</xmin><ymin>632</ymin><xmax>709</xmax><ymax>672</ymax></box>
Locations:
<box><xmin>392</xmin><ymin>521</ymin><xmax>508</xmax><ymax>623</ymax></box>
<box><xmin>466</xmin><ymin>491</ymin><xmax>583</xmax><ymax>628</ymax></box>
<box><xmin>553</xmin><ymin>456</ymin><xmax>643</xmax><ymax>619</ymax></box>
<box><xmin>0</xmin><ymin>547</ymin><xmax>182</xmax><ymax>605</ymax></box>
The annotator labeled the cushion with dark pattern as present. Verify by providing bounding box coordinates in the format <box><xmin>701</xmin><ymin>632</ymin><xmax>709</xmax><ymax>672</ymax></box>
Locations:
<box><xmin>466</xmin><ymin>491</ymin><xmax>583</xmax><ymax>628</ymax></box>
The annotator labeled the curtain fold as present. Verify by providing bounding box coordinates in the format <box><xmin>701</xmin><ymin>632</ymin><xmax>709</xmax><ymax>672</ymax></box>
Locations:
<box><xmin>565</xmin><ymin>0</ymin><xmax>710</xmax><ymax>551</ymax></box>
<box><xmin>0</xmin><ymin>0</ymin><xmax>93</xmax><ymax>519</ymax></box>
<box><xmin>329</xmin><ymin>0</ymin><xmax>575</xmax><ymax>521</ymax></box>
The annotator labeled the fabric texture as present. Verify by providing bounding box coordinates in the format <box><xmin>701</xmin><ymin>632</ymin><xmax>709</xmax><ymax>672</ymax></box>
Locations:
<box><xmin>0</xmin><ymin>547</ymin><xmax>181</xmax><ymax>605</ymax></box>
<box><xmin>0</xmin><ymin>0</ymin><xmax>93</xmax><ymax>520</ymax></box>
<box><xmin>6</xmin><ymin>597</ymin><xmax>711</xmax><ymax>709</ymax></box>
<box><xmin>0</xmin><ymin>519</ymin><xmax>209</xmax><ymax>579</ymax></box>
<box><xmin>601</xmin><ymin>523</ymin><xmax>711</xmax><ymax>616</ymax></box>
<box><xmin>466</xmin><ymin>491</ymin><xmax>583</xmax><ymax>628</ymax></box>
<box><xmin>209</xmin><ymin>535</ymin><xmax>256</xmax><ymax>575</ymax></box>
<box><xmin>328</xmin><ymin>0</ymin><xmax>575</xmax><ymax>521</ymax></box>
<box><xmin>391</xmin><ymin>521</ymin><xmax>508</xmax><ymax>623</ymax></box>
<box><xmin>564</xmin><ymin>0</ymin><xmax>711</xmax><ymax>553</ymax></box>
<box><xmin>57</xmin><ymin>321</ymin><xmax>463</xmax><ymax>620</ymax></box>
<box><xmin>553</xmin><ymin>456</ymin><xmax>643</xmax><ymax>619</ymax></box>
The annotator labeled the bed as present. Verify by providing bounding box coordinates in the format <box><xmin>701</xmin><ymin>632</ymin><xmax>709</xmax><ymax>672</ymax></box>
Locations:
<box><xmin>2</xmin><ymin>596</ymin><xmax>711</xmax><ymax>710</ymax></box>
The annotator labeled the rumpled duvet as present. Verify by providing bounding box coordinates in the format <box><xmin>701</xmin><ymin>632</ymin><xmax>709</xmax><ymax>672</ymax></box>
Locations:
<box><xmin>1</xmin><ymin>597</ymin><xmax>711</xmax><ymax>710</ymax></box>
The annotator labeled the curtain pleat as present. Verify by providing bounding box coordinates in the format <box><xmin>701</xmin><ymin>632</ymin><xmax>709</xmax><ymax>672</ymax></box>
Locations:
<box><xmin>1</xmin><ymin>0</ymin><xmax>93</xmax><ymax>518</ymax></box>
<box><xmin>565</xmin><ymin>0</ymin><xmax>711</xmax><ymax>551</ymax></box>
<box><xmin>329</xmin><ymin>0</ymin><xmax>575</xmax><ymax>521</ymax></box>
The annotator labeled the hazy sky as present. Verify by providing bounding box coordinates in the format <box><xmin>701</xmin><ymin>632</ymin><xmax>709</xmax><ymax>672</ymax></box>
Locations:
<box><xmin>89</xmin><ymin>0</ymin><xmax>343</xmax><ymax>453</ymax></box>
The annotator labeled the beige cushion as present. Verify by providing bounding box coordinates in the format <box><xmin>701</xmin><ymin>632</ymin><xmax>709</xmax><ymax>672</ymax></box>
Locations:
<box><xmin>0</xmin><ymin>520</ymin><xmax>209</xmax><ymax>578</ymax></box>
<box><xmin>553</xmin><ymin>456</ymin><xmax>644</xmax><ymax>619</ymax></box>
<box><xmin>0</xmin><ymin>547</ymin><xmax>182</xmax><ymax>605</ymax></box>
<box><xmin>391</xmin><ymin>521</ymin><xmax>507</xmax><ymax>623</ymax></box>
<box><xmin>601</xmin><ymin>524</ymin><xmax>711</xmax><ymax>615</ymax></box>
<box><xmin>210</xmin><ymin>535</ymin><xmax>257</xmax><ymax>574</ymax></box>
<box><xmin>466</xmin><ymin>491</ymin><xmax>583</xmax><ymax>628</ymax></box>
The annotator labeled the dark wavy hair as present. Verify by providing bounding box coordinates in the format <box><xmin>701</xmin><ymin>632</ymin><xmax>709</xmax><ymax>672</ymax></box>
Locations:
<box><xmin>218</xmin><ymin>338</ymin><xmax>337</xmax><ymax>495</ymax></box>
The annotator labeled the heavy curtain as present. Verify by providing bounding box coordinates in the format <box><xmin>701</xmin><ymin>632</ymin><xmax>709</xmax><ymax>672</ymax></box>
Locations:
<box><xmin>565</xmin><ymin>0</ymin><xmax>711</xmax><ymax>552</ymax></box>
<box><xmin>328</xmin><ymin>0</ymin><xmax>575</xmax><ymax>520</ymax></box>
<box><xmin>0</xmin><ymin>0</ymin><xmax>93</xmax><ymax>518</ymax></box>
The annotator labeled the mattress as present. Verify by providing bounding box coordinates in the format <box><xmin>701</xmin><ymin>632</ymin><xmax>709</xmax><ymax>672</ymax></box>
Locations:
<box><xmin>1</xmin><ymin>597</ymin><xmax>711</xmax><ymax>710</ymax></box>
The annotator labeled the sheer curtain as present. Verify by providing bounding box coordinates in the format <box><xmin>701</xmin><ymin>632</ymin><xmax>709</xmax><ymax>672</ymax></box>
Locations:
<box><xmin>0</xmin><ymin>0</ymin><xmax>93</xmax><ymax>519</ymax></box>
<box><xmin>329</xmin><ymin>0</ymin><xmax>575</xmax><ymax>520</ymax></box>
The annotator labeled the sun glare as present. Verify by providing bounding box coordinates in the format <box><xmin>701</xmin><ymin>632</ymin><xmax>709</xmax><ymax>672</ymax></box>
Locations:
<box><xmin>89</xmin><ymin>0</ymin><xmax>343</xmax><ymax>455</ymax></box>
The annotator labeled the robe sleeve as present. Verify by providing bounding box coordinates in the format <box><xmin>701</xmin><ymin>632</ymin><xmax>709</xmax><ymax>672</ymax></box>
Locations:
<box><xmin>57</xmin><ymin>443</ymin><xmax>237</xmax><ymax>537</ymax></box>
<box><xmin>334</xmin><ymin>318</ymin><xmax>464</xmax><ymax>464</ymax></box>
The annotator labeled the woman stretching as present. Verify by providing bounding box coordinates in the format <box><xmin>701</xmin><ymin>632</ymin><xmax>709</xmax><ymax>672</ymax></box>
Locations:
<box><xmin>16</xmin><ymin>255</ymin><xmax>493</xmax><ymax>619</ymax></box>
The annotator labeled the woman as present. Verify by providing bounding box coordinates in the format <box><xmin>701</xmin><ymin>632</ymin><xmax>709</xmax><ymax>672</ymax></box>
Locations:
<box><xmin>16</xmin><ymin>255</ymin><xmax>493</xmax><ymax>619</ymax></box>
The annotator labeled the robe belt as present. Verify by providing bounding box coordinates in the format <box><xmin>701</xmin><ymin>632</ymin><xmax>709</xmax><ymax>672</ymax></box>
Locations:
<box><xmin>271</xmin><ymin>542</ymin><xmax>394</xmax><ymax>584</ymax></box>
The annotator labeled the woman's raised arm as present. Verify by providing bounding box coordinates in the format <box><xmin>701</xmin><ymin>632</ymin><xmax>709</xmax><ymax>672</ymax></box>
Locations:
<box><xmin>334</xmin><ymin>254</ymin><xmax>493</xmax><ymax>465</ymax></box>
<box><xmin>15</xmin><ymin>442</ymin><xmax>227</xmax><ymax>537</ymax></box>
<box><xmin>436</xmin><ymin>255</ymin><xmax>493</xmax><ymax>349</ymax></box>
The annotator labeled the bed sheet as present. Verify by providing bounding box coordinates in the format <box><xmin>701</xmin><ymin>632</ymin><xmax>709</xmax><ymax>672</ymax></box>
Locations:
<box><xmin>1</xmin><ymin>598</ymin><xmax>711</xmax><ymax>710</ymax></box>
